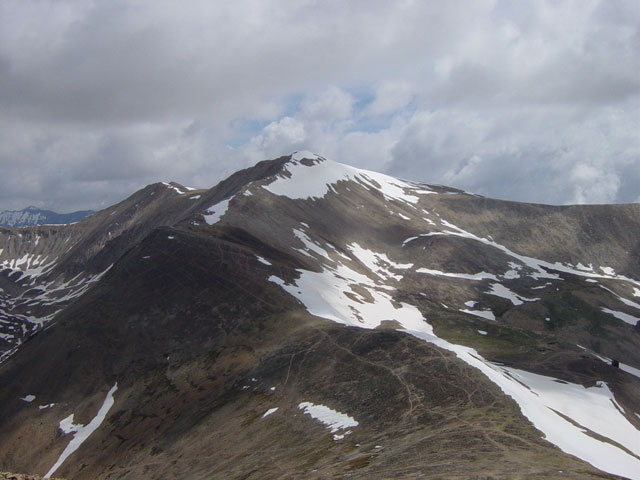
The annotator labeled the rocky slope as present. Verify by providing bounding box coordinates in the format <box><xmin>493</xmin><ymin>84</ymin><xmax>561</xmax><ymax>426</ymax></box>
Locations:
<box><xmin>0</xmin><ymin>152</ymin><xmax>638</xmax><ymax>479</ymax></box>
<box><xmin>0</xmin><ymin>207</ymin><xmax>94</xmax><ymax>228</ymax></box>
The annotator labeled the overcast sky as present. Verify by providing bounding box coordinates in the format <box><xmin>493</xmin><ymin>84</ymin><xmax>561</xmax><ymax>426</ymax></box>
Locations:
<box><xmin>1</xmin><ymin>0</ymin><xmax>638</xmax><ymax>212</ymax></box>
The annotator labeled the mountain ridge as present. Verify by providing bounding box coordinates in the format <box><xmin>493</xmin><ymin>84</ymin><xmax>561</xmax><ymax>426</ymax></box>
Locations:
<box><xmin>0</xmin><ymin>152</ymin><xmax>638</xmax><ymax>479</ymax></box>
<box><xmin>0</xmin><ymin>207</ymin><xmax>95</xmax><ymax>228</ymax></box>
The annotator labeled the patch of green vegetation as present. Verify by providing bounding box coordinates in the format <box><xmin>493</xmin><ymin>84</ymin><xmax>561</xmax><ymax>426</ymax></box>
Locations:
<box><xmin>429</xmin><ymin>313</ymin><xmax>541</xmax><ymax>359</ymax></box>
<box><xmin>542</xmin><ymin>291</ymin><xmax>612</xmax><ymax>338</ymax></box>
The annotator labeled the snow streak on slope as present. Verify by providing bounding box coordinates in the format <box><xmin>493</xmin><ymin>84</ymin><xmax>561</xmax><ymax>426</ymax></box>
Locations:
<box><xmin>577</xmin><ymin>345</ymin><xmax>640</xmax><ymax>381</ymax></box>
<box><xmin>406</xmin><ymin>220</ymin><xmax>640</xmax><ymax>287</ymax></box>
<box><xmin>44</xmin><ymin>383</ymin><xmax>118</xmax><ymax>479</ymax></box>
<box><xmin>601</xmin><ymin>308</ymin><xmax>640</xmax><ymax>326</ymax></box>
<box><xmin>416</xmin><ymin>268</ymin><xmax>498</xmax><ymax>281</ymax></box>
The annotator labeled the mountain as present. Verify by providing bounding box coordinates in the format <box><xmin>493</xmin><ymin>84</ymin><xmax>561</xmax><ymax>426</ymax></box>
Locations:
<box><xmin>0</xmin><ymin>206</ymin><xmax>95</xmax><ymax>227</ymax></box>
<box><xmin>0</xmin><ymin>152</ymin><xmax>638</xmax><ymax>480</ymax></box>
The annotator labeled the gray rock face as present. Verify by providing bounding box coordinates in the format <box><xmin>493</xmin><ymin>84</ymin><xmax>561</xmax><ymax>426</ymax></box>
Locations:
<box><xmin>0</xmin><ymin>152</ymin><xmax>638</xmax><ymax>480</ymax></box>
<box><xmin>0</xmin><ymin>206</ymin><xmax>94</xmax><ymax>227</ymax></box>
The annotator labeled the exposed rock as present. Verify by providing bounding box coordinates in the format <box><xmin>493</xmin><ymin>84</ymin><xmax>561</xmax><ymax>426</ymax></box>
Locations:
<box><xmin>0</xmin><ymin>152</ymin><xmax>638</xmax><ymax>479</ymax></box>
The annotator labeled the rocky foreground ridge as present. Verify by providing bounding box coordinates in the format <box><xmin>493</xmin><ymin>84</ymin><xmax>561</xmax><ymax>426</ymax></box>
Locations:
<box><xmin>0</xmin><ymin>152</ymin><xmax>638</xmax><ymax>479</ymax></box>
<box><xmin>0</xmin><ymin>473</ymin><xmax>65</xmax><ymax>480</ymax></box>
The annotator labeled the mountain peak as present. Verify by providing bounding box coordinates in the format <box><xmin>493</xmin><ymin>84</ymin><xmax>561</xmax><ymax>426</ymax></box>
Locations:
<box><xmin>0</xmin><ymin>155</ymin><xmax>639</xmax><ymax>479</ymax></box>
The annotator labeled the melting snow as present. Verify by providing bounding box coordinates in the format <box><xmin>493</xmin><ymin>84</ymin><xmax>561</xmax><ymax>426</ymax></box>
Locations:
<box><xmin>576</xmin><ymin>263</ymin><xmax>594</xmax><ymax>272</ymax></box>
<box><xmin>255</xmin><ymin>256</ymin><xmax>272</xmax><ymax>266</ymax></box>
<box><xmin>263</xmin><ymin>152</ymin><xmax>430</xmax><ymax>205</ymax></box>
<box><xmin>161</xmin><ymin>182</ymin><xmax>186</xmax><ymax>194</ymax></box>
<box><xmin>203</xmin><ymin>198</ymin><xmax>231</xmax><ymax>225</ymax></box>
<box><xmin>598</xmin><ymin>285</ymin><xmax>640</xmax><ymax>310</ymax></box>
<box><xmin>404</xmin><ymin>329</ymin><xmax>640</xmax><ymax>480</ymax></box>
<box><xmin>44</xmin><ymin>383</ymin><xmax>118</xmax><ymax>479</ymax></box>
<box><xmin>293</xmin><ymin>229</ymin><xmax>332</xmax><ymax>261</ymax></box>
<box><xmin>409</xmin><ymin>219</ymin><xmax>640</xmax><ymax>287</ymax></box>
<box><xmin>577</xmin><ymin>345</ymin><xmax>640</xmax><ymax>381</ymax></box>
<box><xmin>39</xmin><ymin>403</ymin><xmax>55</xmax><ymax>410</ymax></box>
<box><xmin>20</xmin><ymin>394</ymin><xmax>35</xmax><ymax>402</ymax></box>
<box><xmin>347</xmin><ymin>243</ymin><xmax>412</xmax><ymax>281</ymax></box>
<box><xmin>601</xmin><ymin>308</ymin><xmax>639</xmax><ymax>326</ymax></box>
<box><xmin>268</xmin><ymin>238</ymin><xmax>640</xmax><ymax>479</ymax></box>
<box><xmin>416</xmin><ymin>268</ymin><xmax>498</xmax><ymax>281</ymax></box>
<box><xmin>189</xmin><ymin>195</ymin><xmax>201</xmax><ymax>200</ymax></box>
<box><xmin>460</xmin><ymin>308</ymin><xmax>496</xmax><ymax>321</ymax></box>
<box><xmin>269</xmin><ymin>263</ymin><xmax>421</xmax><ymax>329</ymax></box>
<box><xmin>486</xmin><ymin>283</ymin><xmax>539</xmax><ymax>306</ymax></box>
<box><xmin>299</xmin><ymin>402</ymin><xmax>358</xmax><ymax>440</ymax></box>
<box><xmin>262</xmin><ymin>407</ymin><xmax>278</xmax><ymax>418</ymax></box>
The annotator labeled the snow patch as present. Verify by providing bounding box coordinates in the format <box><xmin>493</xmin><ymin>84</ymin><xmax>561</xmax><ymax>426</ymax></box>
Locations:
<box><xmin>486</xmin><ymin>283</ymin><xmax>539</xmax><ymax>305</ymax></box>
<box><xmin>347</xmin><ymin>242</ymin><xmax>412</xmax><ymax>281</ymax></box>
<box><xmin>298</xmin><ymin>401</ymin><xmax>358</xmax><ymax>440</ymax></box>
<box><xmin>203</xmin><ymin>198</ymin><xmax>231</xmax><ymax>225</ymax></box>
<box><xmin>262</xmin><ymin>407</ymin><xmax>278</xmax><ymax>418</ymax></box>
<box><xmin>162</xmin><ymin>182</ymin><xmax>186</xmax><ymax>194</ymax></box>
<box><xmin>20</xmin><ymin>394</ymin><xmax>35</xmax><ymax>402</ymax></box>
<box><xmin>293</xmin><ymin>228</ymin><xmax>332</xmax><ymax>261</ymax></box>
<box><xmin>460</xmin><ymin>308</ymin><xmax>496</xmax><ymax>321</ymax></box>
<box><xmin>255</xmin><ymin>255</ymin><xmax>272</xmax><ymax>266</ymax></box>
<box><xmin>264</xmin><ymin>153</ymin><xmax>430</xmax><ymax>205</ymax></box>
<box><xmin>44</xmin><ymin>383</ymin><xmax>118</xmax><ymax>479</ymax></box>
<box><xmin>601</xmin><ymin>308</ymin><xmax>639</xmax><ymax>326</ymax></box>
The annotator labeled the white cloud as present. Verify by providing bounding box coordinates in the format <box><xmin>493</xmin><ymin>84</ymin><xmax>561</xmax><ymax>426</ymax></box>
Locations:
<box><xmin>365</xmin><ymin>82</ymin><xmax>414</xmax><ymax>116</ymax></box>
<box><xmin>0</xmin><ymin>0</ymin><xmax>637</xmax><ymax>210</ymax></box>
<box><xmin>301</xmin><ymin>87</ymin><xmax>354</xmax><ymax>122</ymax></box>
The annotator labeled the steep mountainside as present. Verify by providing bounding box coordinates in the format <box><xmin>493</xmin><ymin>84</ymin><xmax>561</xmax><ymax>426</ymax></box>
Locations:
<box><xmin>0</xmin><ymin>152</ymin><xmax>638</xmax><ymax>480</ymax></box>
<box><xmin>0</xmin><ymin>207</ymin><xmax>94</xmax><ymax>227</ymax></box>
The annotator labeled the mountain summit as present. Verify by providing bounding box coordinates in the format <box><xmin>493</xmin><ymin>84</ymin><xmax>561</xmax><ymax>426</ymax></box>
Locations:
<box><xmin>0</xmin><ymin>152</ymin><xmax>639</xmax><ymax>479</ymax></box>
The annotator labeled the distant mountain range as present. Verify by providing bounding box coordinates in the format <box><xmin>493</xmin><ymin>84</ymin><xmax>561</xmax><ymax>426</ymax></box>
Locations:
<box><xmin>0</xmin><ymin>153</ymin><xmax>638</xmax><ymax>479</ymax></box>
<box><xmin>0</xmin><ymin>206</ymin><xmax>94</xmax><ymax>227</ymax></box>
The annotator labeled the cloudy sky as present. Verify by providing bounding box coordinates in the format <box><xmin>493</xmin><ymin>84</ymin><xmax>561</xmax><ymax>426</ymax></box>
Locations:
<box><xmin>1</xmin><ymin>0</ymin><xmax>638</xmax><ymax>212</ymax></box>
